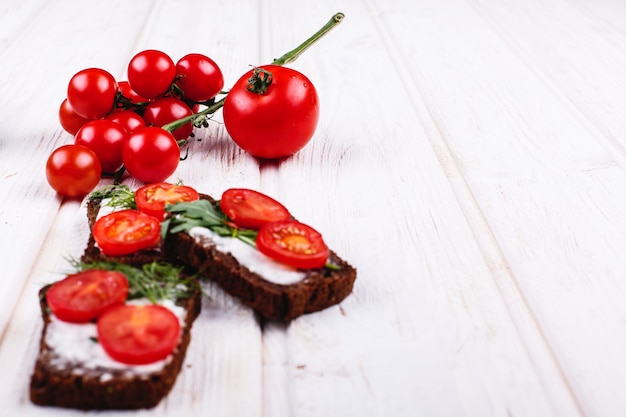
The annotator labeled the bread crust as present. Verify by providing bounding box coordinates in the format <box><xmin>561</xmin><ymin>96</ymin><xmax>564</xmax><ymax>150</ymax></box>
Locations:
<box><xmin>29</xmin><ymin>282</ymin><xmax>202</xmax><ymax>410</ymax></box>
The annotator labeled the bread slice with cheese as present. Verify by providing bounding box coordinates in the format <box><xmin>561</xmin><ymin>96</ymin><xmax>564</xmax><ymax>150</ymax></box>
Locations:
<box><xmin>162</xmin><ymin>196</ymin><xmax>357</xmax><ymax>321</ymax></box>
<box><xmin>29</xmin><ymin>262</ymin><xmax>202</xmax><ymax>410</ymax></box>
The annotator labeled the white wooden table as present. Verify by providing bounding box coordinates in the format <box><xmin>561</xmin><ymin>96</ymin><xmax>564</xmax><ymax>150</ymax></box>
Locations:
<box><xmin>1</xmin><ymin>0</ymin><xmax>626</xmax><ymax>416</ymax></box>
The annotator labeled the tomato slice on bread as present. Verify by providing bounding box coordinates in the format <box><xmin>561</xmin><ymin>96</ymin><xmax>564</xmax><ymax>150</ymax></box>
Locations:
<box><xmin>97</xmin><ymin>304</ymin><xmax>181</xmax><ymax>365</ymax></box>
<box><xmin>93</xmin><ymin>209</ymin><xmax>161</xmax><ymax>256</ymax></box>
<box><xmin>256</xmin><ymin>220</ymin><xmax>329</xmax><ymax>269</ymax></box>
<box><xmin>220</xmin><ymin>188</ymin><xmax>291</xmax><ymax>229</ymax></box>
<box><xmin>136</xmin><ymin>182</ymin><xmax>200</xmax><ymax>219</ymax></box>
<box><xmin>46</xmin><ymin>270</ymin><xmax>129</xmax><ymax>323</ymax></box>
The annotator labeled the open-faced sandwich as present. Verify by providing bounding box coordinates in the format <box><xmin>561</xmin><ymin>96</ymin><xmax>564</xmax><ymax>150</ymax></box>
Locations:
<box><xmin>161</xmin><ymin>187</ymin><xmax>357</xmax><ymax>321</ymax></box>
<box><xmin>29</xmin><ymin>259</ymin><xmax>202</xmax><ymax>410</ymax></box>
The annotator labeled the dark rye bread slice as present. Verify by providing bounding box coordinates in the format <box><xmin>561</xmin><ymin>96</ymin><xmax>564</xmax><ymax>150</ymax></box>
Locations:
<box><xmin>162</xmin><ymin>196</ymin><xmax>357</xmax><ymax>322</ymax></box>
<box><xmin>82</xmin><ymin>197</ymin><xmax>163</xmax><ymax>266</ymax></box>
<box><xmin>29</xmin><ymin>283</ymin><xmax>202</xmax><ymax>410</ymax></box>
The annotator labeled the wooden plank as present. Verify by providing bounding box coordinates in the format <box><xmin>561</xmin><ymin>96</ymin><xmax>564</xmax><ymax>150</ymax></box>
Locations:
<box><xmin>256</xmin><ymin>1</ymin><xmax>579</xmax><ymax>416</ymax></box>
<box><xmin>376</xmin><ymin>0</ymin><xmax>626</xmax><ymax>415</ymax></box>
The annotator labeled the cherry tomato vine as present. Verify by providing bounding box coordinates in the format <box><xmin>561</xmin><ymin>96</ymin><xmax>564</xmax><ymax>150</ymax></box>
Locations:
<box><xmin>46</xmin><ymin>12</ymin><xmax>345</xmax><ymax>198</ymax></box>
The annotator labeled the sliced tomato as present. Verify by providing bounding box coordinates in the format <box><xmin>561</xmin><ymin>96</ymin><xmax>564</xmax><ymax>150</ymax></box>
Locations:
<box><xmin>46</xmin><ymin>270</ymin><xmax>129</xmax><ymax>323</ymax></box>
<box><xmin>256</xmin><ymin>220</ymin><xmax>329</xmax><ymax>269</ymax></box>
<box><xmin>135</xmin><ymin>182</ymin><xmax>200</xmax><ymax>219</ymax></box>
<box><xmin>97</xmin><ymin>304</ymin><xmax>181</xmax><ymax>365</ymax></box>
<box><xmin>93</xmin><ymin>209</ymin><xmax>161</xmax><ymax>256</ymax></box>
<box><xmin>220</xmin><ymin>188</ymin><xmax>291</xmax><ymax>229</ymax></box>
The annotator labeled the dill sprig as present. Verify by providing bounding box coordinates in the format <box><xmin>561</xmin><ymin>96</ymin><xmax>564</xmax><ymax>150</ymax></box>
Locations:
<box><xmin>69</xmin><ymin>259</ymin><xmax>197</xmax><ymax>303</ymax></box>
<box><xmin>162</xmin><ymin>199</ymin><xmax>258</xmax><ymax>247</ymax></box>
<box><xmin>87</xmin><ymin>184</ymin><xmax>137</xmax><ymax>210</ymax></box>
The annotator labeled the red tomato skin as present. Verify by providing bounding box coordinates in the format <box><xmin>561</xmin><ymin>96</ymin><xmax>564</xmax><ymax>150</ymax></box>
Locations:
<box><xmin>59</xmin><ymin>98</ymin><xmax>94</xmax><ymax>135</ymax></box>
<box><xmin>220</xmin><ymin>188</ymin><xmax>291</xmax><ymax>229</ymax></box>
<box><xmin>105</xmin><ymin>109</ymin><xmax>146</xmax><ymax>134</ymax></box>
<box><xmin>223</xmin><ymin>65</ymin><xmax>319</xmax><ymax>159</ymax></box>
<box><xmin>74</xmin><ymin>119</ymin><xmax>129</xmax><ymax>174</ymax></box>
<box><xmin>143</xmin><ymin>97</ymin><xmax>193</xmax><ymax>140</ymax></box>
<box><xmin>135</xmin><ymin>182</ymin><xmax>200</xmax><ymax>219</ymax></box>
<box><xmin>175</xmin><ymin>53</ymin><xmax>224</xmax><ymax>102</ymax></box>
<box><xmin>46</xmin><ymin>144</ymin><xmax>102</xmax><ymax>198</ymax></box>
<box><xmin>97</xmin><ymin>304</ymin><xmax>181</xmax><ymax>365</ymax></box>
<box><xmin>122</xmin><ymin>127</ymin><xmax>180</xmax><ymax>183</ymax></box>
<box><xmin>46</xmin><ymin>270</ymin><xmax>129</xmax><ymax>323</ymax></box>
<box><xmin>93</xmin><ymin>209</ymin><xmax>161</xmax><ymax>256</ymax></box>
<box><xmin>67</xmin><ymin>68</ymin><xmax>117</xmax><ymax>119</ymax></box>
<box><xmin>127</xmin><ymin>50</ymin><xmax>176</xmax><ymax>99</ymax></box>
<box><xmin>256</xmin><ymin>220</ymin><xmax>329</xmax><ymax>269</ymax></box>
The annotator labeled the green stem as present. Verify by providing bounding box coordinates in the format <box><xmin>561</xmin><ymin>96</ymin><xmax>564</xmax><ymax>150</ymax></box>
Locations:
<box><xmin>272</xmin><ymin>12</ymin><xmax>345</xmax><ymax>66</ymax></box>
<box><xmin>161</xmin><ymin>97</ymin><xmax>226</xmax><ymax>133</ymax></box>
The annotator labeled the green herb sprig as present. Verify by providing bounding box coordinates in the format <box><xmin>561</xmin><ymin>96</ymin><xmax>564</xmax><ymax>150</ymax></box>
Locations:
<box><xmin>87</xmin><ymin>184</ymin><xmax>137</xmax><ymax>210</ymax></box>
<box><xmin>69</xmin><ymin>259</ymin><xmax>197</xmax><ymax>303</ymax></box>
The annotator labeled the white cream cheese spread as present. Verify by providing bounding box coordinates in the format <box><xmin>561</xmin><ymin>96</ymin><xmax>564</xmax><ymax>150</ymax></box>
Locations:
<box><xmin>188</xmin><ymin>226</ymin><xmax>306</xmax><ymax>286</ymax></box>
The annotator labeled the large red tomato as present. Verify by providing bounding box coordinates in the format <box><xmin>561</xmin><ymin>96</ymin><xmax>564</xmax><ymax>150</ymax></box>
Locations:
<box><xmin>222</xmin><ymin>65</ymin><xmax>319</xmax><ymax>159</ymax></box>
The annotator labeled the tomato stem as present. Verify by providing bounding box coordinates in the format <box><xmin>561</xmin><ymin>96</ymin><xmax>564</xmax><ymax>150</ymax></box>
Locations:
<box><xmin>272</xmin><ymin>12</ymin><xmax>345</xmax><ymax>66</ymax></box>
<box><xmin>161</xmin><ymin>96</ymin><xmax>226</xmax><ymax>134</ymax></box>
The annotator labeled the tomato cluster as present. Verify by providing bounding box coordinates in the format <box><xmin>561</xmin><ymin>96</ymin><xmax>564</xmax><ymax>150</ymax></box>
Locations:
<box><xmin>46</xmin><ymin>13</ymin><xmax>343</xmax><ymax>198</ymax></box>
<box><xmin>48</xmin><ymin>49</ymin><xmax>225</xmax><ymax>197</ymax></box>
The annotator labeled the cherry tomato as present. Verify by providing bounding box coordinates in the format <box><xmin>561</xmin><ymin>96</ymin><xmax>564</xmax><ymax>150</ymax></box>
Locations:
<box><xmin>122</xmin><ymin>127</ymin><xmax>180</xmax><ymax>183</ymax></box>
<box><xmin>97</xmin><ymin>304</ymin><xmax>181</xmax><ymax>365</ymax></box>
<box><xmin>105</xmin><ymin>110</ymin><xmax>145</xmax><ymax>134</ymax></box>
<box><xmin>127</xmin><ymin>50</ymin><xmax>176</xmax><ymax>99</ymax></box>
<box><xmin>46</xmin><ymin>270</ymin><xmax>129</xmax><ymax>323</ymax></box>
<box><xmin>256</xmin><ymin>220</ymin><xmax>329</xmax><ymax>269</ymax></box>
<box><xmin>223</xmin><ymin>65</ymin><xmax>319</xmax><ymax>159</ymax></box>
<box><xmin>58</xmin><ymin>98</ymin><xmax>94</xmax><ymax>135</ymax></box>
<box><xmin>46</xmin><ymin>144</ymin><xmax>102</xmax><ymax>198</ymax></box>
<box><xmin>74</xmin><ymin>119</ymin><xmax>129</xmax><ymax>174</ymax></box>
<box><xmin>117</xmin><ymin>80</ymin><xmax>149</xmax><ymax>105</ymax></box>
<box><xmin>175</xmin><ymin>53</ymin><xmax>224</xmax><ymax>102</ymax></box>
<box><xmin>67</xmin><ymin>68</ymin><xmax>117</xmax><ymax>119</ymax></box>
<box><xmin>135</xmin><ymin>182</ymin><xmax>200</xmax><ymax>219</ymax></box>
<box><xmin>143</xmin><ymin>97</ymin><xmax>193</xmax><ymax>140</ymax></box>
<box><xmin>92</xmin><ymin>209</ymin><xmax>161</xmax><ymax>256</ymax></box>
<box><xmin>220</xmin><ymin>188</ymin><xmax>291</xmax><ymax>229</ymax></box>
